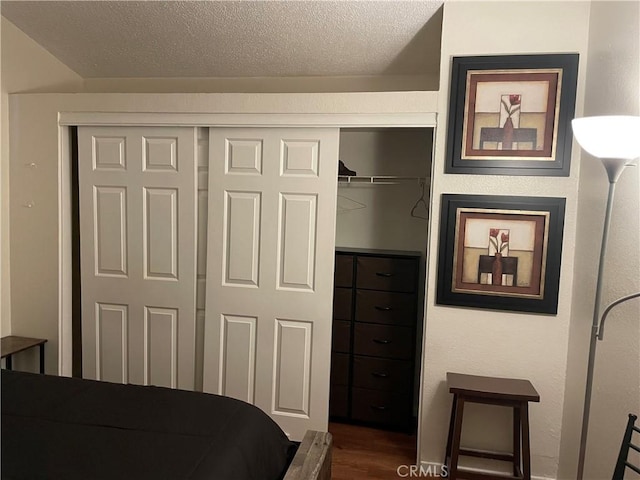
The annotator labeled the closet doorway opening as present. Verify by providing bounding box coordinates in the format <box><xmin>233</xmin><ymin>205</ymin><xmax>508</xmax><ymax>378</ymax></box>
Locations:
<box><xmin>329</xmin><ymin>127</ymin><xmax>434</xmax><ymax>474</ymax></box>
<box><xmin>61</xmin><ymin>113</ymin><xmax>436</xmax><ymax>448</ymax></box>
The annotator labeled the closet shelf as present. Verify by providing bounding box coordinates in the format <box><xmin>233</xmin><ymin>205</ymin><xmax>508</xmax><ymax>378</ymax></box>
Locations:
<box><xmin>338</xmin><ymin>175</ymin><xmax>428</xmax><ymax>185</ymax></box>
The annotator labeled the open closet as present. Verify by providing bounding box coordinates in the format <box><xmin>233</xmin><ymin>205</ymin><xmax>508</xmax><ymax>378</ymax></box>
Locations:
<box><xmin>336</xmin><ymin>128</ymin><xmax>432</xmax><ymax>251</ymax></box>
<box><xmin>329</xmin><ymin>127</ymin><xmax>433</xmax><ymax>449</ymax></box>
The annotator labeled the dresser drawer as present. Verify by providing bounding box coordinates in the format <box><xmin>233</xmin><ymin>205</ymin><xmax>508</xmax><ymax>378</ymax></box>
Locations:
<box><xmin>335</xmin><ymin>254</ymin><xmax>354</xmax><ymax>287</ymax></box>
<box><xmin>330</xmin><ymin>385</ymin><xmax>349</xmax><ymax>418</ymax></box>
<box><xmin>352</xmin><ymin>356</ymin><xmax>413</xmax><ymax>393</ymax></box>
<box><xmin>355</xmin><ymin>290</ymin><xmax>416</xmax><ymax>326</ymax></box>
<box><xmin>356</xmin><ymin>256</ymin><xmax>418</xmax><ymax>293</ymax></box>
<box><xmin>331</xmin><ymin>352</ymin><xmax>350</xmax><ymax>386</ymax></box>
<box><xmin>353</xmin><ymin>323</ymin><xmax>413</xmax><ymax>360</ymax></box>
<box><xmin>351</xmin><ymin>387</ymin><xmax>412</xmax><ymax>427</ymax></box>
<box><xmin>332</xmin><ymin>321</ymin><xmax>351</xmax><ymax>353</ymax></box>
<box><xmin>333</xmin><ymin>287</ymin><xmax>352</xmax><ymax>320</ymax></box>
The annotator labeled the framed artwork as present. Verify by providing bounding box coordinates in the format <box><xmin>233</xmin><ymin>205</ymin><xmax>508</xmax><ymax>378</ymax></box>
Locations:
<box><xmin>436</xmin><ymin>194</ymin><xmax>566</xmax><ymax>314</ymax></box>
<box><xmin>445</xmin><ymin>54</ymin><xmax>579</xmax><ymax>176</ymax></box>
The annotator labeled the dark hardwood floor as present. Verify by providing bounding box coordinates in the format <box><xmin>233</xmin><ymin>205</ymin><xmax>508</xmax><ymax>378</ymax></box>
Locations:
<box><xmin>329</xmin><ymin>422</ymin><xmax>417</xmax><ymax>479</ymax></box>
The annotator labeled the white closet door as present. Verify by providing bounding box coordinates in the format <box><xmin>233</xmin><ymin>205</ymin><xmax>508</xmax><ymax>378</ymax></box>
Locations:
<box><xmin>203</xmin><ymin>127</ymin><xmax>339</xmax><ymax>440</ymax></box>
<box><xmin>78</xmin><ymin>126</ymin><xmax>197</xmax><ymax>390</ymax></box>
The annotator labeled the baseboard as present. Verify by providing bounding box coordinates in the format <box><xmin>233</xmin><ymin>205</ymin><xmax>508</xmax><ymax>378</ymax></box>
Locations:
<box><xmin>420</xmin><ymin>461</ymin><xmax>556</xmax><ymax>480</ymax></box>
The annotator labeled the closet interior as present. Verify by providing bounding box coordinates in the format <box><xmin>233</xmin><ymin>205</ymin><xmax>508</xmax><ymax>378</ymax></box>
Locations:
<box><xmin>330</xmin><ymin>127</ymin><xmax>433</xmax><ymax>438</ymax></box>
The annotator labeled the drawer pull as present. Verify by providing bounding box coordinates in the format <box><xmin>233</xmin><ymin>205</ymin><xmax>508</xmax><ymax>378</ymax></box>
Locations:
<box><xmin>370</xmin><ymin>405</ymin><xmax>389</xmax><ymax>411</ymax></box>
<box><xmin>373</xmin><ymin>339</ymin><xmax>391</xmax><ymax>345</ymax></box>
<box><xmin>374</xmin><ymin>306</ymin><xmax>393</xmax><ymax>311</ymax></box>
<box><xmin>375</xmin><ymin>272</ymin><xmax>394</xmax><ymax>277</ymax></box>
<box><xmin>372</xmin><ymin>372</ymin><xmax>389</xmax><ymax>378</ymax></box>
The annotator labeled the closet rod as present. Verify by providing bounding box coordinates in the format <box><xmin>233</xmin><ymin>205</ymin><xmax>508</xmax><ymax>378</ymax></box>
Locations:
<box><xmin>338</xmin><ymin>175</ymin><xmax>428</xmax><ymax>185</ymax></box>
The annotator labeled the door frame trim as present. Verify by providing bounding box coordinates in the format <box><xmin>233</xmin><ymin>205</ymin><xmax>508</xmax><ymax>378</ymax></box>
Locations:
<box><xmin>59</xmin><ymin>112</ymin><xmax>436</xmax><ymax>128</ymax></box>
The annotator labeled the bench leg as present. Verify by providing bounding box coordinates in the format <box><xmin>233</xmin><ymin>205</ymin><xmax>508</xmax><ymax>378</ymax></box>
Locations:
<box><xmin>5</xmin><ymin>355</ymin><xmax>12</xmax><ymax>370</ymax></box>
<box><xmin>39</xmin><ymin>343</ymin><xmax>45</xmax><ymax>374</ymax></box>
<box><xmin>521</xmin><ymin>402</ymin><xmax>531</xmax><ymax>480</ymax></box>
<box><xmin>513</xmin><ymin>405</ymin><xmax>522</xmax><ymax>478</ymax></box>
<box><xmin>449</xmin><ymin>397</ymin><xmax>466</xmax><ymax>480</ymax></box>
<box><xmin>445</xmin><ymin>394</ymin><xmax>458</xmax><ymax>465</ymax></box>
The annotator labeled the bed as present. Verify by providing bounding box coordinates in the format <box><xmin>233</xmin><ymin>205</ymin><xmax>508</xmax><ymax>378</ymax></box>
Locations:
<box><xmin>1</xmin><ymin>370</ymin><xmax>331</xmax><ymax>480</ymax></box>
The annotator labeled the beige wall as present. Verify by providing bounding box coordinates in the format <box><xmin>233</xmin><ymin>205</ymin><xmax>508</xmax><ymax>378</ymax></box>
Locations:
<box><xmin>419</xmin><ymin>2</ymin><xmax>590</xmax><ymax>478</ymax></box>
<box><xmin>0</xmin><ymin>17</ymin><xmax>83</xmax><ymax>339</ymax></box>
<box><xmin>559</xmin><ymin>2</ymin><xmax>640</xmax><ymax>479</ymax></box>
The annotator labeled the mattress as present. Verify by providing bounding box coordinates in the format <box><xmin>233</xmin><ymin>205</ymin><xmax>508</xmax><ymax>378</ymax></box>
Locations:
<box><xmin>1</xmin><ymin>370</ymin><xmax>296</xmax><ymax>480</ymax></box>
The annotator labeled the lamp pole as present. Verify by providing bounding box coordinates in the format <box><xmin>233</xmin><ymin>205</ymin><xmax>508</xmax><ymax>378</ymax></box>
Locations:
<box><xmin>571</xmin><ymin>116</ymin><xmax>640</xmax><ymax>480</ymax></box>
<box><xmin>577</xmin><ymin>158</ymin><xmax>632</xmax><ymax>480</ymax></box>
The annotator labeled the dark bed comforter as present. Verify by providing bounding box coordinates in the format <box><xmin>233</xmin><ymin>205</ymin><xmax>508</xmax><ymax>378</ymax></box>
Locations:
<box><xmin>1</xmin><ymin>370</ymin><xmax>295</xmax><ymax>480</ymax></box>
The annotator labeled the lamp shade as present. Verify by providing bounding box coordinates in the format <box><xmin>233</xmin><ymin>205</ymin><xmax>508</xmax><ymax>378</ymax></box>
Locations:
<box><xmin>572</xmin><ymin>116</ymin><xmax>640</xmax><ymax>161</ymax></box>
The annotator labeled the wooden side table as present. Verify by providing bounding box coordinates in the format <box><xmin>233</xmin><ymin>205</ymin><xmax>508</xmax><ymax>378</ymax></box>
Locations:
<box><xmin>1</xmin><ymin>336</ymin><xmax>48</xmax><ymax>374</ymax></box>
<box><xmin>445</xmin><ymin>372</ymin><xmax>540</xmax><ymax>480</ymax></box>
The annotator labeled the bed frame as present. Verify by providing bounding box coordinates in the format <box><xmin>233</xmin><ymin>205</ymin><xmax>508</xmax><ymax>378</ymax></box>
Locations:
<box><xmin>284</xmin><ymin>430</ymin><xmax>332</xmax><ymax>480</ymax></box>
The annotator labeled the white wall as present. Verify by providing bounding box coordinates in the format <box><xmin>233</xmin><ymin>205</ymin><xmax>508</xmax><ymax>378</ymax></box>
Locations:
<box><xmin>0</xmin><ymin>16</ymin><xmax>83</xmax><ymax>339</ymax></box>
<box><xmin>419</xmin><ymin>2</ymin><xmax>590</xmax><ymax>478</ymax></box>
<box><xmin>336</xmin><ymin>128</ymin><xmax>432</xmax><ymax>252</ymax></box>
<box><xmin>559</xmin><ymin>2</ymin><xmax>640</xmax><ymax>479</ymax></box>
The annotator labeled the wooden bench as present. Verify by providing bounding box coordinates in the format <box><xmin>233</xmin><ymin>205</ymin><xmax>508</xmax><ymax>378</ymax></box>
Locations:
<box><xmin>445</xmin><ymin>372</ymin><xmax>540</xmax><ymax>480</ymax></box>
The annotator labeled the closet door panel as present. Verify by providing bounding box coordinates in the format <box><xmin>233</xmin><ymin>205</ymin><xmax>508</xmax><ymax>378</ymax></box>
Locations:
<box><xmin>204</xmin><ymin>127</ymin><xmax>339</xmax><ymax>441</ymax></box>
<box><xmin>220</xmin><ymin>314</ymin><xmax>257</xmax><ymax>403</ymax></box>
<box><xmin>95</xmin><ymin>303</ymin><xmax>128</xmax><ymax>384</ymax></box>
<box><xmin>145</xmin><ymin>306</ymin><xmax>178</xmax><ymax>388</ymax></box>
<box><xmin>223</xmin><ymin>191</ymin><xmax>261</xmax><ymax>286</ymax></box>
<box><xmin>278</xmin><ymin>193</ymin><xmax>317</xmax><ymax>291</ymax></box>
<box><xmin>144</xmin><ymin>187</ymin><xmax>178</xmax><ymax>280</ymax></box>
<box><xmin>93</xmin><ymin>186</ymin><xmax>128</xmax><ymax>276</ymax></box>
<box><xmin>79</xmin><ymin>126</ymin><xmax>197</xmax><ymax>390</ymax></box>
<box><xmin>273</xmin><ymin>319</ymin><xmax>313</xmax><ymax>416</ymax></box>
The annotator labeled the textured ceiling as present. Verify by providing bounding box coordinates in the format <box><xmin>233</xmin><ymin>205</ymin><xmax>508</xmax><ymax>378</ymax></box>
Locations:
<box><xmin>1</xmin><ymin>0</ymin><xmax>444</xmax><ymax>79</ymax></box>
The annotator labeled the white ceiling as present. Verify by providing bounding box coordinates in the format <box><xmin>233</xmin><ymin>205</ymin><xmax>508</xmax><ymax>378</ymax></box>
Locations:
<box><xmin>1</xmin><ymin>0</ymin><xmax>444</xmax><ymax>79</ymax></box>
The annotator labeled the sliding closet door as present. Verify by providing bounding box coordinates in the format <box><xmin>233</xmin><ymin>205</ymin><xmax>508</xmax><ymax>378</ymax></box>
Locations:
<box><xmin>78</xmin><ymin>126</ymin><xmax>197</xmax><ymax>390</ymax></box>
<box><xmin>204</xmin><ymin>127</ymin><xmax>339</xmax><ymax>440</ymax></box>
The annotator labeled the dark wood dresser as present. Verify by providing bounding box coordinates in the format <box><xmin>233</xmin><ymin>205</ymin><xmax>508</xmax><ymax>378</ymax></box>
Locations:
<box><xmin>330</xmin><ymin>248</ymin><xmax>421</xmax><ymax>431</ymax></box>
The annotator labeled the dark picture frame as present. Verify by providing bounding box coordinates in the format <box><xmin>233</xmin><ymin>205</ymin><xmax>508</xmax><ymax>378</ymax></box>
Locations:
<box><xmin>445</xmin><ymin>54</ymin><xmax>579</xmax><ymax>176</ymax></box>
<box><xmin>436</xmin><ymin>194</ymin><xmax>566</xmax><ymax>314</ymax></box>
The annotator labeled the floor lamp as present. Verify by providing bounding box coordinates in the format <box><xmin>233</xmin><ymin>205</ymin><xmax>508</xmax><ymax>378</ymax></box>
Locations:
<box><xmin>571</xmin><ymin>115</ymin><xmax>640</xmax><ymax>480</ymax></box>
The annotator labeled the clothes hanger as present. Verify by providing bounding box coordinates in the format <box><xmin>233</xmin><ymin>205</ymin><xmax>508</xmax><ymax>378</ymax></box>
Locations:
<box><xmin>337</xmin><ymin>194</ymin><xmax>366</xmax><ymax>214</ymax></box>
<box><xmin>410</xmin><ymin>180</ymin><xmax>429</xmax><ymax>220</ymax></box>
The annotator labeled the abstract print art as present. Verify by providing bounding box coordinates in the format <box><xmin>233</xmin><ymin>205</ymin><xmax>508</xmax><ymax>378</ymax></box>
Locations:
<box><xmin>446</xmin><ymin>54</ymin><xmax>579</xmax><ymax>176</ymax></box>
<box><xmin>437</xmin><ymin>194</ymin><xmax>566</xmax><ymax>314</ymax></box>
